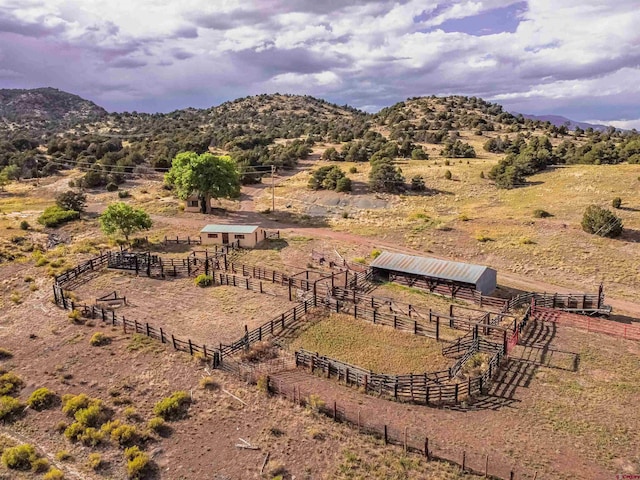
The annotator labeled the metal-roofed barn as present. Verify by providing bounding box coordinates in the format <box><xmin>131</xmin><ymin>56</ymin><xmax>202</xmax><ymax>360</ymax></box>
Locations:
<box><xmin>369</xmin><ymin>251</ymin><xmax>497</xmax><ymax>296</ymax></box>
<box><xmin>200</xmin><ymin>224</ymin><xmax>267</xmax><ymax>248</ymax></box>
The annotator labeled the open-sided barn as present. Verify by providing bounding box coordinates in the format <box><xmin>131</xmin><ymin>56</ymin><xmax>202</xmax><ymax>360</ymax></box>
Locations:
<box><xmin>369</xmin><ymin>251</ymin><xmax>497</xmax><ymax>296</ymax></box>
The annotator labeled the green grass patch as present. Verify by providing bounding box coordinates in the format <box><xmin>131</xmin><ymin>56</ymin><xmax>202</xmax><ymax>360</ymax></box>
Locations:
<box><xmin>289</xmin><ymin>313</ymin><xmax>452</xmax><ymax>374</ymax></box>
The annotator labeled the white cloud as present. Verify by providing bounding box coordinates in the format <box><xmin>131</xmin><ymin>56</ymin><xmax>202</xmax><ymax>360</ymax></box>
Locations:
<box><xmin>0</xmin><ymin>0</ymin><xmax>638</xmax><ymax>124</ymax></box>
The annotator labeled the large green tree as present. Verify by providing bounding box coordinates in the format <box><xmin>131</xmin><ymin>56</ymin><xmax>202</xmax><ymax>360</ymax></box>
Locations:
<box><xmin>99</xmin><ymin>202</ymin><xmax>152</xmax><ymax>242</ymax></box>
<box><xmin>164</xmin><ymin>152</ymin><xmax>241</xmax><ymax>213</ymax></box>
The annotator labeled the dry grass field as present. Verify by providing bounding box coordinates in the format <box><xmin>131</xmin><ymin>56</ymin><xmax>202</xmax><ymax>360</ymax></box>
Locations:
<box><xmin>287</xmin><ymin>313</ymin><xmax>454</xmax><ymax>374</ymax></box>
<box><xmin>71</xmin><ymin>271</ymin><xmax>296</xmax><ymax>348</ymax></box>
<box><xmin>258</xmin><ymin>132</ymin><xmax>640</xmax><ymax>301</ymax></box>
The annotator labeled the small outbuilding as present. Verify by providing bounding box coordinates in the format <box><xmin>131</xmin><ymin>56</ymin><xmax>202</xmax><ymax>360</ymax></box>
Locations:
<box><xmin>200</xmin><ymin>224</ymin><xmax>267</xmax><ymax>248</ymax></box>
<box><xmin>369</xmin><ymin>251</ymin><xmax>497</xmax><ymax>296</ymax></box>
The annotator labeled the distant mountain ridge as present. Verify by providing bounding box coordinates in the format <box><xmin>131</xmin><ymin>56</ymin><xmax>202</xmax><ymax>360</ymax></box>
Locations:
<box><xmin>514</xmin><ymin>113</ymin><xmax>611</xmax><ymax>131</ymax></box>
<box><xmin>0</xmin><ymin>87</ymin><xmax>107</xmax><ymax>126</ymax></box>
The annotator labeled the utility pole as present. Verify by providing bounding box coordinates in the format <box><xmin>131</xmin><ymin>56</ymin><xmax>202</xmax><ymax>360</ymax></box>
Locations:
<box><xmin>271</xmin><ymin>165</ymin><xmax>275</xmax><ymax>212</ymax></box>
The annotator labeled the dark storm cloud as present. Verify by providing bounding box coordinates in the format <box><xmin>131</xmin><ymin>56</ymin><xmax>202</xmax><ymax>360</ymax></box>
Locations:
<box><xmin>109</xmin><ymin>57</ymin><xmax>147</xmax><ymax>69</ymax></box>
<box><xmin>172</xmin><ymin>26</ymin><xmax>199</xmax><ymax>39</ymax></box>
<box><xmin>172</xmin><ymin>49</ymin><xmax>194</xmax><ymax>60</ymax></box>
<box><xmin>0</xmin><ymin>11</ymin><xmax>67</xmax><ymax>37</ymax></box>
<box><xmin>230</xmin><ymin>47</ymin><xmax>351</xmax><ymax>76</ymax></box>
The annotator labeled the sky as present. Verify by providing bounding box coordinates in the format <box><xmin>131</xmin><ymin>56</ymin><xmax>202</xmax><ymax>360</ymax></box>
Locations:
<box><xmin>0</xmin><ymin>0</ymin><xmax>639</xmax><ymax>128</ymax></box>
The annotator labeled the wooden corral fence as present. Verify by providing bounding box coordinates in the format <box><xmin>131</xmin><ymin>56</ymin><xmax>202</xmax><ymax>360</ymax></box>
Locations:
<box><xmin>164</xmin><ymin>235</ymin><xmax>202</xmax><ymax>245</ymax></box>
<box><xmin>52</xmin><ymin>282</ymin><xmax>222</xmax><ymax>367</ymax></box>
<box><xmin>218</xmin><ymin>300</ymin><xmax>316</xmax><ymax>359</ymax></box>
<box><xmin>324</xmin><ymin>290</ymin><xmax>515</xmax><ymax>347</ymax></box>
<box><xmin>267</xmin><ymin>376</ymin><xmax>537</xmax><ymax>480</ymax></box>
<box><xmin>532</xmin><ymin>306</ymin><xmax>639</xmax><ymax>340</ymax></box>
<box><xmin>294</xmin><ymin>333</ymin><xmax>504</xmax><ymax>406</ymax></box>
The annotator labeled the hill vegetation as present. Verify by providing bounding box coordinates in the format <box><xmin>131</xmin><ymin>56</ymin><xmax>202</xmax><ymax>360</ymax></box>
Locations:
<box><xmin>0</xmin><ymin>89</ymin><xmax>638</xmax><ymax>193</ymax></box>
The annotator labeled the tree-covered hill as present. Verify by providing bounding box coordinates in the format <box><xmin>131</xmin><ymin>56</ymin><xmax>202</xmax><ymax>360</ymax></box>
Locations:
<box><xmin>0</xmin><ymin>89</ymin><xmax>638</xmax><ymax>190</ymax></box>
<box><xmin>0</xmin><ymin>87</ymin><xmax>107</xmax><ymax>129</ymax></box>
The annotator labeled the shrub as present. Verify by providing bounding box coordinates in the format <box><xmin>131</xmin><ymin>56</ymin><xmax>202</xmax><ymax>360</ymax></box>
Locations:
<box><xmin>79</xmin><ymin>427</ymin><xmax>105</xmax><ymax>447</ymax></box>
<box><xmin>335</xmin><ymin>176</ymin><xmax>352</xmax><ymax>193</ymax></box>
<box><xmin>118</xmin><ymin>190</ymin><xmax>130</xmax><ymax>198</ymax></box>
<box><xmin>612</xmin><ymin>197</ymin><xmax>622</xmax><ymax>209</ymax></box>
<box><xmin>475</xmin><ymin>234</ymin><xmax>493</xmax><ymax>242</ymax></box>
<box><xmin>55</xmin><ymin>450</ymin><xmax>72</xmax><ymax>461</ymax></box>
<box><xmin>125</xmin><ymin>447</ymin><xmax>151</xmax><ymax>479</ymax></box>
<box><xmin>147</xmin><ymin>416</ymin><xmax>166</xmax><ymax>434</ymax></box>
<box><xmin>56</xmin><ymin>191</ymin><xmax>86</xmax><ymax>212</ymax></box>
<box><xmin>0</xmin><ymin>348</ymin><xmax>12</xmax><ymax>359</ymax></box>
<box><xmin>370</xmin><ymin>249</ymin><xmax>382</xmax><ymax>259</ymax></box>
<box><xmin>582</xmin><ymin>205</ymin><xmax>623</xmax><ymax>238</ymax></box>
<box><xmin>194</xmin><ymin>274</ymin><xmax>213</xmax><ymax>288</ymax></box>
<box><xmin>106</xmin><ymin>182</ymin><xmax>119</xmax><ymax>192</ymax></box>
<box><xmin>199</xmin><ymin>376</ymin><xmax>218</xmax><ymax>391</ymax></box>
<box><xmin>63</xmin><ymin>422</ymin><xmax>85</xmax><ymax>442</ymax></box>
<box><xmin>31</xmin><ymin>457</ymin><xmax>50</xmax><ymax>473</ymax></box>
<box><xmin>1</xmin><ymin>443</ymin><xmax>38</xmax><ymax>470</ymax></box>
<box><xmin>27</xmin><ymin>387</ymin><xmax>58</xmax><ymax>410</ymax></box>
<box><xmin>102</xmin><ymin>420</ymin><xmax>139</xmax><ymax>447</ymax></box>
<box><xmin>38</xmin><ymin>206</ymin><xmax>80</xmax><ymax>228</ymax></box>
<box><xmin>0</xmin><ymin>371</ymin><xmax>24</xmax><ymax>395</ymax></box>
<box><xmin>44</xmin><ymin>468</ymin><xmax>65</xmax><ymax>480</ymax></box>
<box><xmin>89</xmin><ymin>332</ymin><xmax>111</xmax><ymax>347</ymax></box>
<box><xmin>68</xmin><ymin>309</ymin><xmax>83</xmax><ymax>324</ymax></box>
<box><xmin>444</xmin><ymin>170</ymin><xmax>452</xmax><ymax>180</ymax></box>
<box><xmin>19</xmin><ymin>220</ymin><xmax>30</xmax><ymax>230</ymax></box>
<box><xmin>61</xmin><ymin>393</ymin><xmax>101</xmax><ymax>417</ymax></box>
<box><xmin>410</xmin><ymin>175</ymin><xmax>426</xmax><ymax>191</ymax></box>
<box><xmin>75</xmin><ymin>403</ymin><xmax>108</xmax><ymax>427</ymax></box>
<box><xmin>87</xmin><ymin>453</ymin><xmax>103</xmax><ymax>470</ymax></box>
<box><xmin>533</xmin><ymin>209</ymin><xmax>551</xmax><ymax>218</ymax></box>
<box><xmin>0</xmin><ymin>396</ymin><xmax>23</xmax><ymax>420</ymax></box>
<box><xmin>153</xmin><ymin>391</ymin><xmax>191</xmax><ymax>420</ymax></box>
<box><xmin>479</xmin><ymin>171</ymin><xmax>485</xmax><ymax>179</ymax></box>
<box><xmin>307</xmin><ymin>394</ymin><xmax>325</xmax><ymax>412</ymax></box>
<box><xmin>123</xmin><ymin>406</ymin><xmax>138</xmax><ymax>420</ymax></box>
<box><xmin>348</xmin><ymin>166</ymin><xmax>358</xmax><ymax>174</ymax></box>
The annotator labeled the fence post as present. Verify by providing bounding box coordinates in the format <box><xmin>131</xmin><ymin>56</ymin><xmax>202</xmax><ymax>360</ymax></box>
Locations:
<box><xmin>462</xmin><ymin>451</ymin><xmax>466</xmax><ymax>472</ymax></box>
<box><xmin>425</xmin><ymin>437</ymin><xmax>429</xmax><ymax>460</ymax></box>
<box><xmin>436</xmin><ymin>317</ymin><xmax>440</xmax><ymax>341</ymax></box>
<box><xmin>188</xmin><ymin>339</ymin><xmax>193</xmax><ymax>355</ymax></box>
<box><xmin>454</xmin><ymin>383</ymin><xmax>459</xmax><ymax>403</ymax></box>
<box><xmin>384</xmin><ymin>425</ymin><xmax>388</xmax><ymax>445</ymax></box>
<box><xmin>404</xmin><ymin>427</ymin><xmax>407</xmax><ymax>452</ymax></box>
<box><xmin>333</xmin><ymin>401</ymin><xmax>337</xmax><ymax>421</ymax></box>
<box><xmin>485</xmin><ymin>454</ymin><xmax>489</xmax><ymax>478</ymax></box>
<box><xmin>101</xmin><ymin>308</ymin><xmax>106</xmax><ymax>322</ymax></box>
<box><xmin>414</xmin><ymin>320</ymin><xmax>417</xmax><ymax>335</ymax></box>
<box><xmin>160</xmin><ymin>328</ymin><xmax>165</xmax><ymax>343</ymax></box>
<box><xmin>134</xmin><ymin>319</ymin><xmax>139</xmax><ymax>333</ymax></box>
<box><xmin>172</xmin><ymin>335</ymin><xmax>177</xmax><ymax>350</ymax></box>
<box><xmin>146</xmin><ymin>323</ymin><xmax>150</xmax><ymax>337</ymax></box>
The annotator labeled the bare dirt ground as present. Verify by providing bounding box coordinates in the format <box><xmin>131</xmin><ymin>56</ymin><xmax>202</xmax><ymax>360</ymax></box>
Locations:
<box><xmin>0</xmin><ymin>260</ymin><xmax>484</xmax><ymax>480</ymax></box>
<box><xmin>272</xmin><ymin>318</ymin><xmax>640</xmax><ymax>480</ymax></box>
<box><xmin>71</xmin><ymin>270</ymin><xmax>297</xmax><ymax>348</ymax></box>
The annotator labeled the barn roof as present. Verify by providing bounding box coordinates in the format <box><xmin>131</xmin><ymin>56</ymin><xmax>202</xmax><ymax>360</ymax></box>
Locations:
<box><xmin>200</xmin><ymin>224</ymin><xmax>260</xmax><ymax>234</ymax></box>
<box><xmin>369</xmin><ymin>251</ymin><xmax>492</xmax><ymax>285</ymax></box>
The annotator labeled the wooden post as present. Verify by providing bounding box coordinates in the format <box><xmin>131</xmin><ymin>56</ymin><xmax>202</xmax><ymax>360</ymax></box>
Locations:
<box><xmin>188</xmin><ymin>339</ymin><xmax>193</xmax><ymax>355</ymax></box>
<box><xmin>462</xmin><ymin>451</ymin><xmax>466</xmax><ymax>472</ymax></box>
<box><xmin>134</xmin><ymin>319</ymin><xmax>139</xmax><ymax>333</ymax></box>
<box><xmin>146</xmin><ymin>323</ymin><xmax>150</xmax><ymax>337</ymax></box>
<box><xmin>509</xmin><ymin>471</ymin><xmax>514</xmax><ymax>480</ymax></box>
<box><xmin>414</xmin><ymin>320</ymin><xmax>417</xmax><ymax>335</ymax></box>
<box><xmin>404</xmin><ymin>427</ymin><xmax>407</xmax><ymax>452</ymax></box>
<box><xmin>425</xmin><ymin>437</ymin><xmax>429</xmax><ymax>460</ymax></box>
<box><xmin>384</xmin><ymin>425</ymin><xmax>388</xmax><ymax>445</ymax></box>
<box><xmin>333</xmin><ymin>401</ymin><xmax>337</xmax><ymax>421</ymax></box>
<box><xmin>172</xmin><ymin>335</ymin><xmax>177</xmax><ymax>349</ymax></box>
<box><xmin>160</xmin><ymin>328</ymin><xmax>165</xmax><ymax>343</ymax></box>
<box><xmin>436</xmin><ymin>317</ymin><xmax>440</xmax><ymax>341</ymax></box>
<box><xmin>485</xmin><ymin>454</ymin><xmax>489</xmax><ymax>478</ymax></box>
